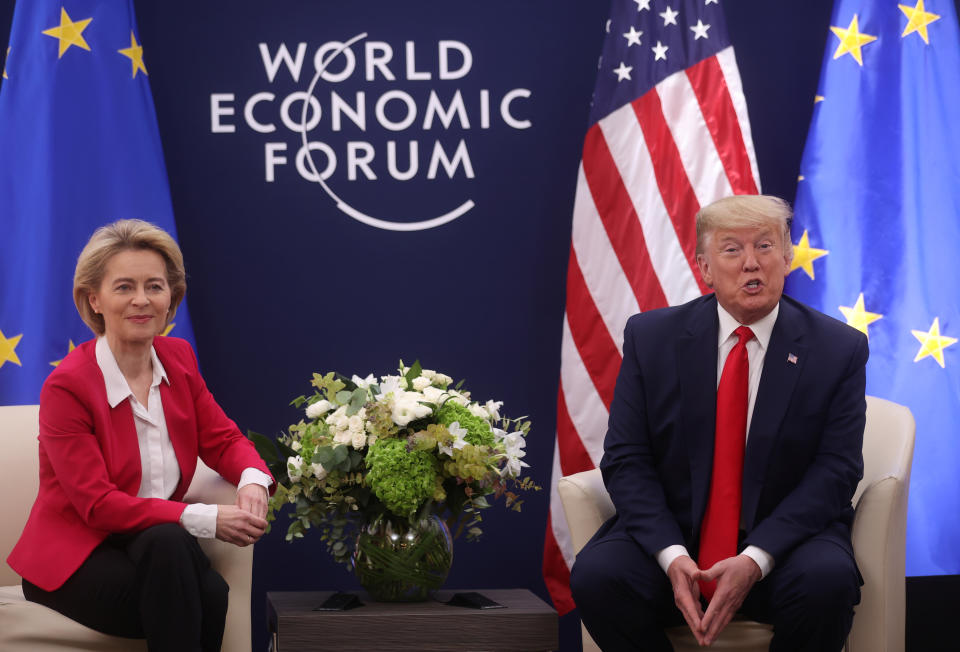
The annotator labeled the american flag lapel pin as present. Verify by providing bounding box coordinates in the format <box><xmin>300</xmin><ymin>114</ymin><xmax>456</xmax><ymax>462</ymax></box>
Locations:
<box><xmin>787</xmin><ymin>353</ymin><xmax>798</xmax><ymax>365</ymax></box>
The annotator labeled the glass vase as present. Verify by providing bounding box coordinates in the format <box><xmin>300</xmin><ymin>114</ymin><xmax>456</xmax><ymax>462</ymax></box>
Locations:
<box><xmin>352</xmin><ymin>514</ymin><xmax>453</xmax><ymax>602</ymax></box>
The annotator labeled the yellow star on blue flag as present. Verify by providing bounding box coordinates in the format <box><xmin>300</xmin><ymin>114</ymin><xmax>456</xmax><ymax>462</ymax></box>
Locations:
<box><xmin>118</xmin><ymin>31</ymin><xmax>148</xmax><ymax>78</ymax></box>
<box><xmin>830</xmin><ymin>14</ymin><xmax>878</xmax><ymax>66</ymax></box>
<box><xmin>790</xmin><ymin>230</ymin><xmax>828</xmax><ymax>280</ymax></box>
<box><xmin>912</xmin><ymin>318</ymin><xmax>956</xmax><ymax>368</ymax></box>
<box><xmin>899</xmin><ymin>1</ymin><xmax>941</xmax><ymax>44</ymax></box>
<box><xmin>41</xmin><ymin>8</ymin><xmax>93</xmax><ymax>58</ymax></box>
<box><xmin>0</xmin><ymin>329</ymin><xmax>23</xmax><ymax>369</ymax></box>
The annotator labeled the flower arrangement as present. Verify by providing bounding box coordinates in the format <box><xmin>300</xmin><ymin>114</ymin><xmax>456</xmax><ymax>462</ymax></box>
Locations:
<box><xmin>254</xmin><ymin>361</ymin><xmax>537</xmax><ymax>566</ymax></box>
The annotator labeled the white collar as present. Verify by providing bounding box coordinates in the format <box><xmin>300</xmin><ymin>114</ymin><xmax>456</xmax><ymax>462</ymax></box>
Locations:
<box><xmin>716</xmin><ymin>301</ymin><xmax>779</xmax><ymax>351</ymax></box>
<box><xmin>95</xmin><ymin>337</ymin><xmax>169</xmax><ymax>407</ymax></box>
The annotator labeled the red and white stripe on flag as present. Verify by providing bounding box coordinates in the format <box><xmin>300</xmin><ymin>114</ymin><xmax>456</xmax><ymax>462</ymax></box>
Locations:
<box><xmin>543</xmin><ymin>46</ymin><xmax>760</xmax><ymax>615</ymax></box>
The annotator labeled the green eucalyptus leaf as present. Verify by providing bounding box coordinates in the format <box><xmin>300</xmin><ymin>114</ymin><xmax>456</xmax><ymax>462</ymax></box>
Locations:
<box><xmin>335</xmin><ymin>390</ymin><xmax>352</xmax><ymax>404</ymax></box>
<box><xmin>347</xmin><ymin>387</ymin><xmax>367</xmax><ymax>416</ymax></box>
<box><xmin>315</xmin><ymin>446</ymin><xmax>335</xmax><ymax>467</ymax></box>
<box><xmin>405</xmin><ymin>360</ymin><xmax>423</xmax><ymax>383</ymax></box>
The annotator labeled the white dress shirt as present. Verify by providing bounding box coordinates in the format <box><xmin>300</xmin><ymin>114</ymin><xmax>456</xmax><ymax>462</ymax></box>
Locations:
<box><xmin>96</xmin><ymin>337</ymin><xmax>271</xmax><ymax>538</ymax></box>
<box><xmin>655</xmin><ymin>303</ymin><xmax>779</xmax><ymax>579</ymax></box>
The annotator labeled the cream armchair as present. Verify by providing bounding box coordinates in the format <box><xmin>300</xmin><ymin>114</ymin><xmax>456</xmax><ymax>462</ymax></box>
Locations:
<box><xmin>0</xmin><ymin>404</ymin><xmax>254</xmax><ymax>652</ymax></box>
<box><xmin>559</xmin><ymin>395</ymin><xmax>915</xmax><ymax>652</ymax></box>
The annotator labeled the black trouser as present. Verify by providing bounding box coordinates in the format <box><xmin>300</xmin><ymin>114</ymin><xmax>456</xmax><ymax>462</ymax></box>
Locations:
<box><xmin>570</xmin><ymin>530</ymin><xmax>862</xmax><ymax>652</ymax></box>
<box><xmin>22</xmin><ymin>523</ymin><xmax>228</xmax><ymax>652</ymax></box>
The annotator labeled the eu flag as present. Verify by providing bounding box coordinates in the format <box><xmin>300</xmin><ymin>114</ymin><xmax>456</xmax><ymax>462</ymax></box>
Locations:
<box><xmin>0</xmin><ymin>0</ymin><xmax>196</xmax><ymax>405</ymax></box>
<box><xmin>786</xmin><ymin>0</ymin><xmax>960</xmax><ymax>576</ymax></box>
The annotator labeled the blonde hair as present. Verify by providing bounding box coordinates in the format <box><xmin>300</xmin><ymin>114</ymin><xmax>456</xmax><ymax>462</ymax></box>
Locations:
<box><xmin>73</xmin><ymin>219</ymin><xmax>187</xmax><ymax>336</ymax></box>
<box><xmin>695</xmin><ymin>195</ymin><xmax>794</xmax><ymax>263</ymax></box>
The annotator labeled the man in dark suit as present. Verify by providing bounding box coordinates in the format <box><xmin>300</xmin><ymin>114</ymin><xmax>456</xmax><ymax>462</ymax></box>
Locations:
<box><xmin>570</xmin><ymin>195</ymin><xmax>866</xmax><ymax>651</ymax></box>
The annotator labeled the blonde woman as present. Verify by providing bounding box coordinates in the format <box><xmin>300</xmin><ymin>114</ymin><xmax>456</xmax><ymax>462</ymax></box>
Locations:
<box><xmin>8</xmin><ymin>220</ymin><xmax>273</xmax><ymax>651</ymax></box>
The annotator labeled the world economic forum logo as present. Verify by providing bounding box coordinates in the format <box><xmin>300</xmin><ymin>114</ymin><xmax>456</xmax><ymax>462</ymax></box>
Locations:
<box><xmin>209</xmin><ymin>33</ymin><xmax>532</xmax><ymax>231</ymax></box>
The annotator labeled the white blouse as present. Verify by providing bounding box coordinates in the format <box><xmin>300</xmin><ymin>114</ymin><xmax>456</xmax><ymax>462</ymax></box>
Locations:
<box><xmin>95</xmin><ymin>337</ymin><xmax>270</xmax><ymax>538</ymax></box>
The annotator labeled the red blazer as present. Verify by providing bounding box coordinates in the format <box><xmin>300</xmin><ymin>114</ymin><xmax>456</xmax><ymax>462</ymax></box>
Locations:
<box><xmin>7</xmin><ymin>336</ymin><xmax>272</xmax><ymax>591</ymax></box>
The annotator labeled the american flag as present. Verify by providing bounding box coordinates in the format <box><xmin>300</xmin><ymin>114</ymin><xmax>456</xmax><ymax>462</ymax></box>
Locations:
<box><xmin>543</xmin><ymin>0</ymin><xmax>760</xmax><ymax>614</ymax></box>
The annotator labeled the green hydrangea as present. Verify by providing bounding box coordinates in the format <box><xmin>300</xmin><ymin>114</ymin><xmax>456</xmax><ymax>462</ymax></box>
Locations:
<box><xmin>364</xmin><ymin>438</ymin><xmax>437</xmax><ymax>519</ymax></box>
<box><xmin>436</xmin><ymin>402</ymin><xmax>495</xmax><ymax>447</ymax></box>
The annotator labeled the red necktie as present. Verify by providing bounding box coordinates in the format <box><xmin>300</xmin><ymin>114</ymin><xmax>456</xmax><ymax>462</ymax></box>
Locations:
<box><xmin>698</xmin><ymin>325</ymin><xmax>753</xmax><ymax>601</ymax></box>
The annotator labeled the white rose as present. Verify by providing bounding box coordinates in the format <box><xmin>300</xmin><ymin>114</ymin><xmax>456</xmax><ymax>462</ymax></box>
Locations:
<box><xmin>434</xmin><ymin>373</ymin><xmax>453</xmax><ymax>386</ymax></box>
<box><xmin>325</xmin><ymin>405</ymin><xmax>347</xmax><ymax>426</ymax></box>
<box><xmin>352</xmin><ymin>430</ymin><xmax>367</xmax><ymax>450</ymax></box>
<box><xmin>286</xmin><ymin>456</ymin><xmax>303</xmax><ymax>482</ymax></box>
<box><xmin>348</xmin><ymin>414</ymin><xmax>365</xmax><ymax>433</ymax></box>
<box><xmin>421</xmin><ymin>386</ymin><xmax>447</xmax><ymax>404</ymax></box>
<box><xmin>412</xmin><ymin>376</ymin><xmax>432</xmax><ymax>391</ymax></box>
<box><xmin>306</xmin><ymin>399</ymin><xmax>334</xmax><ymax>419</ymax></box>
<box><xmin>420</xmin><ymin>369</ymin><xmax>436</xmax><ymax>380</ymax></box>
<box><xmin>333</xmin><ymin>430</ymin><xmax>353</xmax><ymax>445</ymax></box>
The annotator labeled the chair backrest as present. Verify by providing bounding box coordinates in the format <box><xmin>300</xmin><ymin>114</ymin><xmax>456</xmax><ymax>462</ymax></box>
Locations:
<box><xmin>0</xmin><ymin>404</ymin><xmax>41</xmax><ymax>586</ymax></box>
<box><xmin>854</xmin><ymin>396</ymin><xmax>915</xmax><ymax>507</ymax></box>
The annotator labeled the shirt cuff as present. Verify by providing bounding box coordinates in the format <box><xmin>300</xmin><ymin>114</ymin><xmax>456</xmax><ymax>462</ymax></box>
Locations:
<box><xmin>238</xmin><ymin>467</ymin><xmax>273</xmax><ymax>491</ymax></box>
<box><xmin>181</xmin><ymin>503</ymin><xmax>218</xmax><ymax>539</ymax></box>
<box><xmin>656</xmin><ymin>545</ymin><xmax>690</xmax><ymax>574</ymax></box>
<box><xmin>741</xmin><ymin>545</ymin><xmax>775</xmax><ymax>579</ymax></box>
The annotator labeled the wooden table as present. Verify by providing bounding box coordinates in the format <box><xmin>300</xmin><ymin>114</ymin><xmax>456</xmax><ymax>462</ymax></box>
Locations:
<box><xmin>267</xmin><ymin>589</ymin><xmax>559</xmax><ymax>651</ymax></box>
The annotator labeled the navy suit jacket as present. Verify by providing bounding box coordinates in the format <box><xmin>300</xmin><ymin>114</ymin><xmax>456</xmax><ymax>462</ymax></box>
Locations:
<box><xmin>598</xmin><ymin>293</ymin><xmax>868</xmax><ymax>565</ymax></box>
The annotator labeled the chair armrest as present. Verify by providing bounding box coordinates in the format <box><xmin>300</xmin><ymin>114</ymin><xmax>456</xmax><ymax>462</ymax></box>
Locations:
<box><xmin>184</xmin><ymin>460</ymin><xmax>253</xmax><ymax>652</ymax></box>
<box><xmin>847</xmin><ymin>476</ymin><xmax>909</xmax><ymax>652</ymax></box>
<box><xmin>558</xmin><ymin>469</ymin><xmax>615</xmax><ymax>554</ymax></box>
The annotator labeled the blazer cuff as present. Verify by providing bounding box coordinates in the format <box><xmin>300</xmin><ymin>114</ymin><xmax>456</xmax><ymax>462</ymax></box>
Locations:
<box><xmin>656</xmin><ymin>544</ymin><xmax>690</xmax><ymax>574</ymax></box>
<box><xmin>741</xmin><ymin>545</ymin><xmax>775</xmax><ymax>579</ymax></box>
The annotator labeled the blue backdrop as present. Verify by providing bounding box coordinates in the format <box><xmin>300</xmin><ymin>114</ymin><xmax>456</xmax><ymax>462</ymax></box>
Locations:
<box><xmin>4</xmin><ymin>1</ymin><xmax>955</xmax><ymax>649</ymax></box>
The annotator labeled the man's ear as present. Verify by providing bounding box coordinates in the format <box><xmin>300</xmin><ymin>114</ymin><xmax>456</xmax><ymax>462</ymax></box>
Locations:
<box><xmin>696</xmin><ymin>254</ymin><xmax>713</xmax><ymax>288</ymax></box>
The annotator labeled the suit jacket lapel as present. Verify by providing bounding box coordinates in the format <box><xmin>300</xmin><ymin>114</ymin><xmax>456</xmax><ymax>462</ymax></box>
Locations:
<box><xmin>78</xmin><ymin>342</ymin><xmax>141</xmax><ymax>493</ymax></box>
<box><xmin>676</xmin><ymin>296</ymin><xmax>720</xmax><ymax>535</ymax></box>
<box><xmin>107</xmin><ymin>399</ymin><xmax>142</xmax><ymax>492</ymax></box>
<box><xmin>156</xmin><ymin>353</ymin><xmax>198</xmax><ymax>499</ymax></box>
<box><xmin>742</xmin><ymin>299</ymin><xmax>807</xmax><ymax>530</ymax></box>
